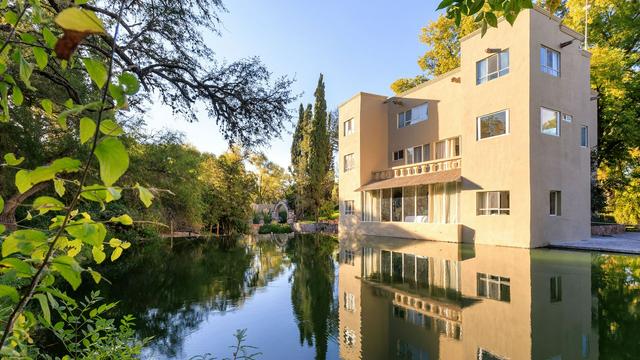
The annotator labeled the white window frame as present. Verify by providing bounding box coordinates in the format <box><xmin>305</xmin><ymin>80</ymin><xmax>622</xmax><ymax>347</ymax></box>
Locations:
<box><xmin>541</xmin><ymin>45</ymin><xmax>561</xmax><ymax>77</ymax></box>
<box><xmin>392</xmin><ymin>149</ymin><xmax>404</xmax><ymax>162</ymax></box>
<box><xmin>580</xmin><ymin>125</ymin><xmax>589</xmax><ymax>147</ymax></box>
<box><xmin>541</xmin><ymin>107</ymin><xmax>561</xmax><ymax>137</ymax></box>
<box><xmin>397</xmin><ymin>103</ymin><xmax>428</xmax><ymax>128</ymax></box>
<box><xmin>476</xmin><ymin>191</ymin><xmax>510</xmax><ymax>215</ymax></box>
<box><xmin>550</xmin><ymin>190</ymin><xmax>561</xmax><ymax>216</ymax></box>
<box><xmin>477</xmin><ymin>110</ymin><xmax>509</xmax><ymax>140</ymax></box>
<box><xmin>343</xmin><ymin>292</ymin><xmax>356</xmax><ymax>312</ymax></box>
<box><xmin>344</xmin><ymin>200</ymin><xmax>355</xmax><ymax>215</ymax></box>
<box><xmin>343</xmin><ymin>118</ymin><xmax>354</xmax><ymax>136</ymax></box>
<box><xmin>476</xmin><ymin>49</ymin><xmax>510</xmax><ymax>85</ymax></box>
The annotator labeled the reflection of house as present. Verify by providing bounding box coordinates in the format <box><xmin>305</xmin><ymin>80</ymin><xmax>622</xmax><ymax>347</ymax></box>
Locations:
<box><xmin>338</xmin><ymin>235</ymin><xmax>598</xmax><ymax>359</ymax></box>
<box><xmin>338</xmin><ymin>7</ymin><xmax>597</xmax><ymax>248</ymax></box>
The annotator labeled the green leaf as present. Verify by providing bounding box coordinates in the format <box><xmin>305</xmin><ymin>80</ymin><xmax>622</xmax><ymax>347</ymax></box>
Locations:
<box><xmin>51</xmin><ymin>256</ymin><xmax>83</xmax><ymax>290</ymax></box>
<box><xmin>55</xmin><ymin>8</ymin><xmax>106</xmax><ymax>34</ymax></box>
<box><xmin>99</xmin><ymin>120</ymin><xmax>123</xmax><ymax>136</ymax></box>
<box><xmin>66</xmin><ymin>219</ymin><xmax>106</xmax><ymax>247</ymax></box>
<box><xmin>0</xmin><ymin>82</ymin><xmax>9</xmax><ymax>122</ymax></box>
<box><xmin>80</xmin><ymin>184</ymin><xmax>122</xmax><ymax>204</ymax></box>
<box><xmin>108</xmin><ymin>238</ymin><xmax>122</xmax><ymax>248</ymax></box>
<box><xmin>4</xmin><ymin>152</ymin><xmax>24</xmax><ymax>166</ymax></box>
<box><xmin>34</xmin><ymin>293</ymin><xmax>51</xmax><ymax>325</ymax></box>
<box><xmin>15</xmin><ymin>169</ymin><xmax>30</xmax><ymax>193</ymax></box>
<box><xmin>2</xmin><ymin>229</ymin><xmax>48</xmax><ymax>257</ymax></box>
<box><xmin>54</xmin><ymin>178</ymin><xmax>66</xmax><ymax>197</ymax></box>
<box><xmin>0</xmin><ymin>224</ymin><xmax>4</xmax><ymax>234</ymax></box>
<box><xmin>92</xmin><ymin>245</ymin><xmax>106</xmax><ymax>264</ymax></box>
<box><xmin>520</xmin><ymin>0</ymin><xmax>533</xmax><ymax>9</ymax></box>
<box><xmin>79</xmin><ymin>117</ymin><xmax>96</xmax><ymax>144</ymax></box>
<box><xmin>108</xmin><ymin>83</ymin><xmax>125</xmax><ymax>107</ymax></box>
<box><xmin>15</xmin><ymin>157</ymin><xmax>81</xmax><ymax>194</ymax></box>
<box><xmin>12</xmin><ymin>85</ymin><xmax>23</xmax><ymax>105</ymax></box>
<box><xmin>0</xmin><ymin>258</ymin><xmax>32</xmax><ymax>276</ymax></box>
<box><xmin>18</xmin><ymin>53</ymin><xmax>35</xmax><ymax>91</ymax></box>
<box><xmin>33</xmin><ymin>196</ymin><xmax>65</xmax><ymax>215</ymax></box>
<box><xmin>33</xmin><ymin>47</ymin><xmax>48</xmax><ymax>70</ymax></box>
<box><xmin>118</xmin><ymin>72</ymin><xmax>140</xmax><ymax>95</ymax></box>
<box><xmin>0</xmin><ymin>285</ymin><xmax>19</xmax><ymax>303</ymax></box>
<box><xmin>136</xmin><ymin>184</ymin><xmax>154</xmax><ymax>208</ymax></box>
<box><xmin>485</xmin><ymin>12</ymin><xmax>498</xmax><ymax>27</ymax></box>
<box><xmin>94</xmin><ymin>137</ymin><xmax>129</xmax><ymax>186</ymax></box>
<box><xmin>0</xmin><ymin>194</ymin><xmax>3</xmax><ymax>212</ymax></box>
<box><xmin>88</xmin><ymin>268</ymin><xmax>101</xmax><ymax>284</ymax></box>
<box><xmin>82</xmin><ymin>58</ymin><xmax>108</xmax><ymax>89</ymax></box>
<box><xmin>436</xmin><ymin>0</ymin><xmax>455</xmax><ymax>10</ymax></box>
<box><xmin>41</xmin><ymin>99</ymin><xmax>53</xmax><ymax>114</ymax></box>
<box><xmin>42</xmin><ymin>28</ymin><xmax>57</xmax><ymax>48</ymax></box>
<box><xmin>109</xmin><ymin>214</ymin><xmax>133</xmax><ymax>226</ymax></box>
<box><xmin>4</xmin><ymin>10</ymin><xmax>17</xmax><ymax>25</ymax></box>
<box><xmin>110</xmin><ymin>247</ymin><xmax>123</xmax><ymax>262</ymax></box>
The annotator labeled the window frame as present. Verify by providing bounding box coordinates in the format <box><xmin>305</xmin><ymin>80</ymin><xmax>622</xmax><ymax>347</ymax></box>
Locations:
<box><xmin>397</xmin><ymin>103</ymin><xmax>428</xmax><ymax>128</ymax></box>
<box><xmin>343</xmin><ymin>153</ymin><xmax>355</xmax><ymax>172</ymax></box>
<box><xmin>343</xmin><ymin>118</ymin><xmax>354</xmax><ymax>136</ymax></box>
<box><xmin>541</xmin><ymin>45</ymin><xmax>561</xmax><ymax>77</ymax></box>
<box><xmin>562</xmin><ymin>113</ymin><xmax>573</xmax><ymax>123</ymax></box>
<box><xmin>392</xmin><ymin>149</ymin><xmax>404</xmax><ymax>162</ymax></box>
<box><xmin>580</xmin><ymin>125</ymin><xmax>589</xmax><ymax>147</ymax></box>
<box><xmin>477</xmin><ymin>109</ymin><xmax>510</xmax><ymax>140</ymax></box>
<box><xmin>541</xmin><ymin>107</ymin><xmax>561</xmax><ymax>137</ymax></box>
<box><xmin>476</xmin><ymin>49</ymin><xmax>510</xmax><ymax>85</ymax></box>
<box><xmin>344</xmin><ymin>200</ymin><xmax>355</xmax><ymax>215</ymax></box>
<box><xmin>550</xmin><ymin>190</ymin><xmax>562</xmax><ymax>216</ymax></box>
<box><xmin>476</xmin><ymin>191</ymin><xmax>510</xmax><ymax>215</ymax></box>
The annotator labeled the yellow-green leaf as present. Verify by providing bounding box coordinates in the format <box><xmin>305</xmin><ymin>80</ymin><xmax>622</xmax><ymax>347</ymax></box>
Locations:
<box><xmin>120</xmin><ymin>241</ymin><xmax>131</xmax><ymax>249</ymax></box>
<box><xmin>136</xmin><ymin>184</ymin><xmax>154</xmax><ymax>208</ymax></box>
<box><xmin>0</xmin><ymin>285</ymin><xmax>19</xmax><ymax>303</ymax></box>
<box><xmin>118</xmin><ymin>72</ymin><xmax>140</xmax><ymax>95</ymax></box>
<box><xmin>88</xmin><ymin>268</ymin><xmax>101</xmax><ymax>284</ymax></box>
<box><xmin>108</xmin><ymin>238</ymin><xmax>122</xmax><ymax>248</ymax></box>
<box><xmin>51</xmin><ymin>256</ymin><xmax>83</xmax><ymax>290</ymax></box>
<box><xmin>15</xmin><ymin>169</ymin><xmax>30</xmax><ymax>193</ymax></box>
<box><xmin>0</xmin><ymin>258</ymin><xmax>32</xmax><ymax>276</ymax></box>
<box><xmin>94</xmin><ymin>137</ymin><xmax>129</xmax><ymax>186</ymax></box>
<box><xmin>2</xmin><ymin>229</ymin><xmax>48</xmax><ymax>257</ymax></box>
<box><xmin>54</xmin><ymin>8</ymin><xmax>106</xmax><ymax>34</ymax></box>
<box><xmin>79</xmin><ymin>117</ymin><xmax>96</xmax><ymax>144</ymax></box>
<box><xmin>92</xmin><ymin>245</ymin><xmax>106</xmax><ymax>264</ymax></box>
<box><xmin>109</xmin><ymin>214</ymin><xmax>133</xmax><ymax>226</ymax></box>
<box><xmin>33</xmin><ymin>47</ymin><xmax>48</xmax><ymax>70</ymax></box>
<box><xmin>42</xmin><ymin>28</ymin><xmax>57</xmax><ymax>48</ymax></box>
<box><xmin>66</xmin><ymin>239</ymin><xmax>82</xmax><ymax>257</ymax></box>
<box><xmin>53</xmin><ymin>178</ymin><xmax>65</xmax><ymax>197</ymax></box>
<box><xmin>12</xmin><ymin>85</ymin><xmax>23</xmax><ymax>105</ymax></box>
<box><xmin>80</xmin><ymin>184</ymin><xmax>122</xmax><ymax>204</ymax></box>
<box><xmin>4</xmin><ymin>152</ymin><xmax>24</xmax><ymax>165</ymax></box>
<box><xmin>66</xmin><ymin>219</ymin><xmax>106</xmax><ymax>247</ymax></box>
<box><xmin>34</xmin><ymin>293</ymin><xmax>51</xmax><ymax>325</ymax></box>
<box><xmin>99</xmin><ymin>120</ymin><xmax>123</xmax><ymax>136</ymax></box>
<box><xmin>32</xmin><ymin>196</ymin><xmax>65</xmax><ymax>215</ymax></box>
<box><xmin>18</xmin><ymin>54</ymin><xmax>35</xmax><ymax>91</ymax></box>
<box><xmin>41</xmin><ymin>99</ymin><xmax>53</xmax><ymax>114</ymax></box>
<box><xmin>0</xmin><ymin>224</ymin><xmax>5</xmax><ymax>234</ymax></box>
<box><xmin>110</xmin><ymin>247</ymin><xmax>123</xmax><ymax>262</ymax></box>
<box><xmin>82</xmin><ymin>58</ymin><xmax>107</xmax><ymax>88</ymax></box>
<box><xmin>0</xmin><ymin>195</ymin><xmax>3</xmax><ymax>212</ymax></box>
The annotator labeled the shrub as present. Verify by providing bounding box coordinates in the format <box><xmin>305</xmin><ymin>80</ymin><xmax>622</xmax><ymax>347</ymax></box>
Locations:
<box><xmin>258</xmin><ymin>223</ymin><xmax>292</xmax><ymax>234</ymax></box>
<box><xmin>263</xmin><ymin>212</ymin><xmax>273</xmax><ymax>224</ymax></box>
<box><xmin>252</xmin><ymin>212</ymin><xmax>261</xmax><ymax>224</ymax></box>
<box><xmin>278</xmin><ymin>209</ymin><xmax>288</xmax><ymax>223</ymax></box>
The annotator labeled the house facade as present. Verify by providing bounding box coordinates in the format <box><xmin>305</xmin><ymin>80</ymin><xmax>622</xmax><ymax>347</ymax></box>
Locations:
<box><xmin>338</xmin><ymin>7</ymin><xmax>597</xmax><ymax>248</ymax></box>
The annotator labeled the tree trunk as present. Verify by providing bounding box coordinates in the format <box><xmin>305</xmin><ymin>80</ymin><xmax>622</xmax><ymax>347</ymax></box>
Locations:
<box><xmin>0</xmin><ymin>183</ymin><xmax>49</xmax><ymax>231</ymax></box>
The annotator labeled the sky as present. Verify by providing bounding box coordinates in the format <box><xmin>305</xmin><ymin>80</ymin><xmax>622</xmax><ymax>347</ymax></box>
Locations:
<box><xmin>145</xmin><ymin>0</ymin><xmax>441</xmax><ymax>169</ymax></box>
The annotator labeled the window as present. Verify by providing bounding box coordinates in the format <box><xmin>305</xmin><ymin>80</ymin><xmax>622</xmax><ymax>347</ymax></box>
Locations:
<box><xmin>477</xmin><ymin>191</ymin><xmax>510</xmax><ymax>215</ymax></box>
<box><xmin>343</xmin><ymin>153</ymin><xmax>355</xmax><ymax>172</ymax></box>
<box><xmin>476</xmin><ymin>50</ymin><xmax>509</xmax><ymax>84</ymax></box>
<box><xmin>541</xmin><ymin>107</ymin><xmax>560</xmax><ymax>136</ymax></box>
<box><xmin>381</xmin><ymin>189</ymin><xmax>391</xmax><ymax>222</ymax></box>
<box><xmin>393</xmin><ymin>150</ymin><xmax>404</xmax><ymax>161</ymax></box>
<box><xmin>392</xmin><ymin>187</ymin><xmax>402</xmax><ymax>222</ymax></box>
<box><xmin>550</xmin><ymin>276</ymin><xmax>562</xmax><ymax>302</ymax></box>
<box><xmin>477</xmin><ymin>273</ymin><xmax>511</xmax><ymax>302</ymax></box>
<box><xmin>344</xmin><ymin>200</ymin><xmax>355</xmax><ymax>215</ymax></box>
<box><xmin>344</xmin><ymin>292</ymin><xmax>356</xmax><ymax>311</ymax></box>
<box><xmin>343</xmin><ymin>249</ymin><xmax>355</xmax><ymax>265</ymax></box>
<box><xmin>562</xmin><ymin>113</ymin><xmax>573</xmax><ymax>123</ymax></box>
<box><xmin>423</xmin><ymin>143</ymin><xmax>431</xmax><ymax>161</ymax></box>
<box><xmin>452</xmin><ymin>137</ymin><xmax>460</xmax><ymax>156</ymax></box>
<box><xmin>478</xmin><ymin>348</ymin><xmax>508</xmax><ymax>360</ymax></box>
<box><xmin>343</xmin><ymin>118</ymin><xmax>354</xmax><ymax>136</ymax></box>
<box><xmin>477</xmin><ymin>110</ymin><xmax>508</xmax><ymax>140</ymax></box>
<box><xmin>550</xmin><ymin>191</ymin><xmax>561</xmax><ymax>216</ymax></box>
<box><xmin>541</xmin><ymin>46</ymin><xmax>560</xmax><ymax>77</ymax></box>
<box><xmin>435</xmin><ymin>140</ymin><xmax>447</xmax><ymax>160</ymax></box>
<box><xmin>580</xmin><ymin>126</ymin><xmax>589</xmax><ymax>147</ymax></box>
<box><xmin>413</xmin><ymin>146</ymin><xmax>423</xmax><ymax>163</ymax></box>
<box><xmin>343</xmin><ymin>328</ymin><xmax>356</xmax><ymax>347</ymax></box>
<box><xmin>397</xmin><ymin>103</ymin><xmax>428</xmax><ymax>128</ymax></box>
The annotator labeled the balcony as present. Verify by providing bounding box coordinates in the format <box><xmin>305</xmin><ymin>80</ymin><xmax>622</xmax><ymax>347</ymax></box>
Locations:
<box><xmin>372</xmin><ymin>157</ymin><xmax>462</xmax><ymax>181</ymax></box>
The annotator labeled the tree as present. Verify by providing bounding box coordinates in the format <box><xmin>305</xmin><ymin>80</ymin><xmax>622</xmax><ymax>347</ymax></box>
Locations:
<box><xmin>307</xmin><ymin>74</ymin><xmax>331</xmax><ymax>220</ymax></box>
<box><xmin>250</xmin><ymin>152</ymin><xmax>290</xmax><ymax>204</ymax></box>
<box><xmin>291</xmin><ymin>103</ymin><xmax>313</xmax><ymax>217</ymax></box>
<box><xmin>391</xmin><ymin>15</ymin><xmax>476</xmax><ymax>94</ymax></box>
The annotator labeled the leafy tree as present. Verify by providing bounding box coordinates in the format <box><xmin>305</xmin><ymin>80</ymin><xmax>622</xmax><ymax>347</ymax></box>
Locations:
<box><xmin>250</xmin><ymin>152</ymin><xmax>290</xmax><ymax>204</ymax></box>
<box><xmin>307</xmin><ymin>74</ymin><xmax>331</xmax><ymax>221</ymax></box>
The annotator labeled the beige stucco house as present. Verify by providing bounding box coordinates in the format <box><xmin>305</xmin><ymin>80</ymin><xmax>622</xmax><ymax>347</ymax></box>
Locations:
<box><xmin>338</xmin><ymin>7</ymin><xmax>597</xmax><ymax>248</ymax></box>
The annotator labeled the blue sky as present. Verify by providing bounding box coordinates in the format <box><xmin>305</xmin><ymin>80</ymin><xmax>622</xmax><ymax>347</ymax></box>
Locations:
<box><xmin>145</xmin><ymin>0</ymin><xmax>441</xmax><ymax>169</ymax></box>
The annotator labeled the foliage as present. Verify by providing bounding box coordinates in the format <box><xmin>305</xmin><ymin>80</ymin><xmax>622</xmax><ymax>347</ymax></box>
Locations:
<box><xmin>249</xmin><ymin>152</ymin><xmax>290</xmax><ymax>204</ymax></box>
<box><xmin>262</xmin><ymin>211</ymin><xmax>273</xmax><ymax>224</ymax></box>
<box><xmin>391</xmin><ymin>16</ymin><xmax>476</xmax><ymax>94</ymax></box>
<box><xmin>40</xmin><ymin>291</ymin><xmax>147</xmax><ymax>360</ymax></box>
<box><xmin>278</xmin><ymin>209</ymin><xmax>288</xmax><ymax>224</ymax></box>
<box><xmin>258</xmin><ymin>223</ymin><xmax>292</xmax><ymax>234</ymax></box>
<box><xmin>252</xmin><ymin>212</ymin><xmax>261</xmax><ymax>225</ymax></box>
<box><xmin>189</xmin><ymin>329</ymin><xmax>261</xmax><ymax>360</ymax></box>
<box><xmin>436</xmin><ymin>0</ymin><xmax>538</xmax><ymax>36</ymax></box>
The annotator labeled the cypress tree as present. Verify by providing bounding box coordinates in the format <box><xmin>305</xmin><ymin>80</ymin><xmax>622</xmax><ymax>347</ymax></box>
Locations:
<box><xmin>307</xmin><ymin>74</ymin><xmax>330</xmax><ymax>220</ymax></box>
<box><xmin>290</xmin><ymin>103</ymin><xmax>305</xmax><ymax>166</ymax></box>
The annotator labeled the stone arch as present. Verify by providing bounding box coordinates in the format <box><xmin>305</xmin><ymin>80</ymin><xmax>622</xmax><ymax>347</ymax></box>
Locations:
<box><xmin>272</xmin><ymin>201</ymin><xmax>292</xmax><ymax>223</ymax></box>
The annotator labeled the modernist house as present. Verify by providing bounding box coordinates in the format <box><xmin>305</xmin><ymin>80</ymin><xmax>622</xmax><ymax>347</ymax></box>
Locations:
<box><xmin>338</xmin><ymin>7</ymin><xmax>597</xmax><ymax>248</ymax></box>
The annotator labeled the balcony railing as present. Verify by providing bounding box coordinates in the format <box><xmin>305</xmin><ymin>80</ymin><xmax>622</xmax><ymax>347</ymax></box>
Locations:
<box><xmin>372</xmin><ymin>157</ymin><xmax>462</xmax><ymax>181</ymax></box>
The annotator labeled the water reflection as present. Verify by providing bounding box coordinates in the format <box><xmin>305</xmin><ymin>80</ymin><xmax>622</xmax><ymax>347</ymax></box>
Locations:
<box><xmin>338</xmin><ymin>236</ymin><xmax>598</xmax><ymax>360</ymax></box>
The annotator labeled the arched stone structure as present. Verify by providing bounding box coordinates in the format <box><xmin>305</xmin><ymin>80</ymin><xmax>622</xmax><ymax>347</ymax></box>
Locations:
<box><xmin>272</xmin><ymin>200</ymin><xmax>294</xmax><ymax>224</ymax></box>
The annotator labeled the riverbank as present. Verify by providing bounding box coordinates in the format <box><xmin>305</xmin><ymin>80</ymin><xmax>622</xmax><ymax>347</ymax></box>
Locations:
<box><xmin>549</xmin><ymin>232</ymin><xmax>640</xmax><ymax>254</ymax></box>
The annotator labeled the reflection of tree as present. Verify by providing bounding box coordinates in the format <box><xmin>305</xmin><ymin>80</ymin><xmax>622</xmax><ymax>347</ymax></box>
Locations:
<box><xmin>480</xmin><ymin>117</ymin><xmax>505</xmax><ymax>138</ymax></box>
<box><xmin>91</xmin><ymin>238</ymin><xmax>289</xmax><ymax>359</ymax></box>
<box><xmin>592</xmin><ymin>254</ymin><xmax>640</xmax><ymax>358</ymax></box>
<box><xmin>286</xmin><ymin>234</ymin><xmax>338</xmax><ymax>360</ymax></box>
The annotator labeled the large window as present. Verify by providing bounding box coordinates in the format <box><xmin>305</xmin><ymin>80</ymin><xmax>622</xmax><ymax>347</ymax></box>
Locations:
<box><xmin>541</xmin><ymin>107</ymin><xmax>560</xmax><ymax>136</ymax></box>
<box><xmin>423</xmin><ymin>143</ymin><xmax>431</xmax><ymax>161</ymax></box>
<box><xmin>403</xmin><ymin>186</ymin><xmax>415</xmax><ymax>221</ymax></box>
<box><xmin>343</xmin><ymin>118</ymin><xmax>354</xmax><ymax>136</ymax></box>
<box><xmin>392</xmin><ymin>188</ymin><xmax>403</xmax><ymax>222</ymax></box>
<box><xmin>541</xmin><ymin>46</ymin><xmax>560</xmax><ymax>77</ymax></box>
<box><xmin>477</xmin><ymin>110</ymin><xmax>508</xmax><ymax>140</ymax></box>
<box><xmin>580</xmin><ymin>126</ymin><xmax>589</xmax><ymax>147</ymax></box>
<box><xmin>344</xmin><ymin>200</ymin><xmax>355</xmax><ymax>215</ymax></box>
<box><xmin>343</xmin><ymin>153</ymin><xmax>355</xmax><ymax>172</ymax></box>
<box><xmin>477</xmin><ymin>273</ymin><xmax>511</xmax><ymax>302</ymax></box>
<box><xmin>477</xmin><ymin>191</ymin><xmax>510</xmax><ymax>215</ymax></box>
<box><xmin>550</xmin><ymin>190</ymin><xmax>561</xmax><ymax>216</ymax></box>
<box><xmin>476</xmin><ymin>50</ymin><xmax>509</xmax><ymax>85</ymax></box>
<box><xmin>343</xmin><ymin>292</ymin><xmax>356</xmax><ymax>311</ymax></box>
<box><xmin>435</xmin><ymin>140</ymin><xmax>447</xmax><ymax>160</ymax></box>
<box><xmin>398</xmin><ymin>103</ymin><xmax>428</xmax><ymax>128</ymax></box>
<box><xmin>393</xmin><ymin>150</ymin><xmax>404</xmax><ymax>162</ymax></box>
<box><xmin>381</xmin><ymin>189</ymin><xmax>391</xmax><ymax>221</ymax></box>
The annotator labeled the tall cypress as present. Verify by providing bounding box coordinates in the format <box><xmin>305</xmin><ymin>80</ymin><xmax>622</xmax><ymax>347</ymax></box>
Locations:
<box><xmin>290</xmin><ymin>103</ymin><xmax>305</xmax><ymax>167</ymax></box>
<box><xmin>307</xmin><ymin>74</ymin><xmax>330</xmax><ymax>220</ymax></box>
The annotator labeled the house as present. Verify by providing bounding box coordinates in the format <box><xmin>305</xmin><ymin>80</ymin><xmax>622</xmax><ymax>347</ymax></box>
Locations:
<box><xmin>338</xmin><ymin>7</ymin><xmax>597</xmax><ymax>248</ymax></box>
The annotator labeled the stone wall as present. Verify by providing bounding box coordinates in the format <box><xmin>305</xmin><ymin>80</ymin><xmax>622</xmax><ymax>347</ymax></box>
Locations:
<box><xmin>591</xmin><ymin>224</ymin><xmax>626</xmax><ymax>236</ymax></box>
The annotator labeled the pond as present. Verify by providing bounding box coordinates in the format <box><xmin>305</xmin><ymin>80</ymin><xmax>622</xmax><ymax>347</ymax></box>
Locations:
<box><xmin>94</xmin><ymin>234</ymin><xmax>640</xmax><ymax>359</ymax></box>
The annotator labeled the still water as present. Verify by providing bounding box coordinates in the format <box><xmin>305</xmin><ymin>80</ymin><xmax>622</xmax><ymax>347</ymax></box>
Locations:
<box><xmin>97</xmin><ymin>234</ymin><xmax>640</xmax><ymax>359</ymax></box>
